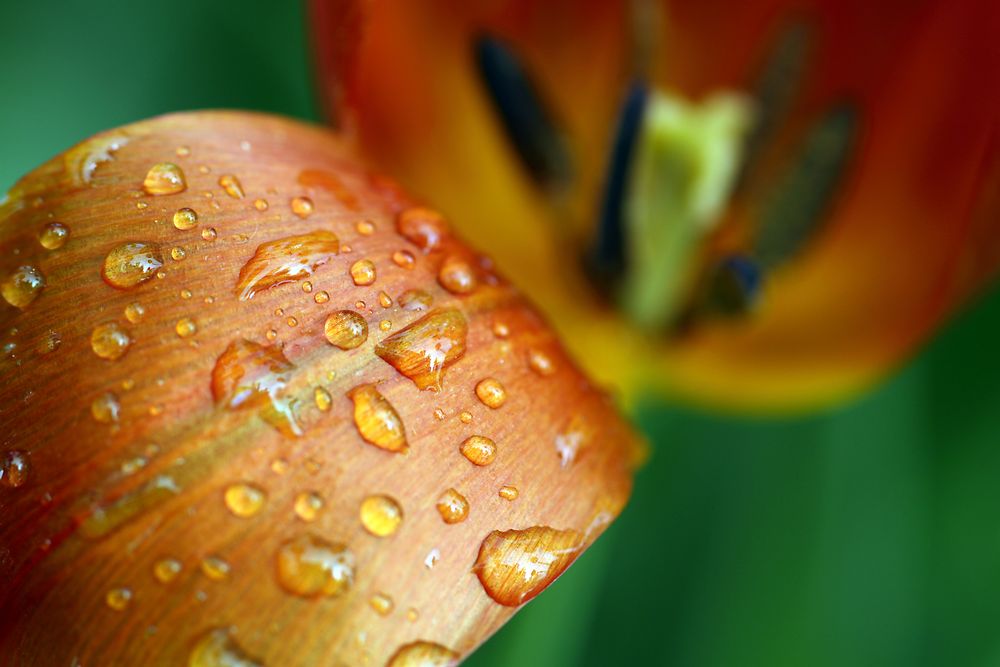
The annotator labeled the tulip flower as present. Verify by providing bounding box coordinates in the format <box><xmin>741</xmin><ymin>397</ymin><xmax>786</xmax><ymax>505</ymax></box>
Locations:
<box><xmin>312</xmin><ymin>0</ymin><xmax>1000</xmax><ymax>411</ymax></box>
<box><xmin>0</xmin><ymin>112</ymin><xmax>638</xmax><ymax>664</ymax></box>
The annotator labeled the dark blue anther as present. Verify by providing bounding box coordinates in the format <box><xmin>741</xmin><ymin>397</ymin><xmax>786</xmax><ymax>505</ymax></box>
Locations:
<box><xmin>584</xmin><ymin>82</ymin><xmax>648</xmax><ymax>293</ymax></box>
<box><xmin>474</xmin><ymin>36</ymin><xmax>572</xmax><ymax>192</ymax></box>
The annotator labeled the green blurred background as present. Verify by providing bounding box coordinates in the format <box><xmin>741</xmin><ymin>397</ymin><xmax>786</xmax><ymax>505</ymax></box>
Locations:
<box><xmin>3</xmin><ymin>1</ymin><xmax>999</xmax><ymax>665</ymax></box>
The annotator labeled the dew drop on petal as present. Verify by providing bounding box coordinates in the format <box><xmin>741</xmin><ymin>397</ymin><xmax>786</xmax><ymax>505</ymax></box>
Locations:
<box><xmin>437</xmin><ymin>255</ymin><xmax>477</xmax><ymax>295</ymax></box>
<box><xmin>499</xmin><ymin>485</ymin><xmax>519</xmax><ymax>501</ymax></box>
<box><xmin>0</xmin><ymin>450</ymin><xmax>30</xmax><ymax>488</ymax></box>
<box><xmin>91</xmin><ymin>392</ymin><xmax>121</xmax><ymax>424</ymax></box>
<box><xmin>435</xmin><ymin>488</ymin><xmax>469</xmax><ymax>524</ymax></box>
<box><xmin>369</xmin><ymin>592</ymin><xmax>394</xmax><ymax>616</ymax></box>
<box><xmin>324</xmin><ymin>311</ymin><xmax>367</xmax><ymax>349</ymax></box>
<box><xmin>38</xmin><ymin>222</ymin><xmax>69</xmax><ymax>249</ymax></box>
<box><xmin>374</xmin><ymin>309</ymin><xmax>467</xmax><ymax>391</ymax></box>
<box><xmin>350</xmin><ymin>259</ymin><xmax>376</xmax><ymax>286</ymax></box>
<box><xmin>91</xmin><ymin>323</ymin><xmax>132</xmax><ymax>360</ymax></box>
<box><xmin>294</xmin><ymin>491</ymin><xmax>323</xmax><ymax>522</ymax></box>
<box><xmin>275</xmin><ymin>534</ymin><xmax>354</xmax><ymax>598</ymax></box>
<box><xmin>396</xmin><ymin>207</ymin><xmax>449</xmax><ymax>252</ymax></box>
<box><xmin>473</xmin><ymin>526</ymin><xmax>582</xmax><ymax>606</ymax></box>
<box><xmin>189</xmin><ymin>627</ymin><xmax>262</xmax><ymax>667</ymax></box>
<box><xmin>290</xmin><ymin>196</ymin><xmax>314</xmax><ymax>218</ymax></box>
<box><xmin>219</xmin><ymin>174</ymin><xmax>244</xmax><ymax>199</ymax></box>
<box><xmin>475</xmin><ymin>378</ymin><xmax>507</xmax><ymax>409</ymax></box>
<box><xmin>224</xmin><ymin>483</ymin><xmax>266</xmax><ymax>518</ymax></box>
<box><xmin>153</xmin><ymin>558</ymin><xmax>182</xmax><ymax>583</ymax></box>
<box><xmin>175</xmin><ymin>317</ymin><xmax>197</xmax><ymax>338</ymax></box>
<box><xmin>314</xmin><ymin>386</ymin><xmax>332</xmax><ymax>412</ymax></box>
<box><xmin>1</xmin><ymin>265</ymin><xmax>45</xmax><ymax>308</ymax></box>
<box><xmin>201</xmin><ymin>556</ymin><xmax>230</xmax><ymax>581</ymax></box>
<box><xmin>235</xmin><ymin>231</ymin><xmax>338</xmax><ymax>301</ymax></box>
<box><xmin>347</xmin><ymin>384</ymin><xmax>408</xmax><ymax>453</ymax></box>
<box><xmin>359</xmin><ymin>494</ymin><xmax>403</xmax><ymax>537</ymax></box>
<box><xmin>460</xmin><ymin>435</ymin><xmax>496</xmax><ymax>466</ymax></box>
<box><xmin>143</xmin><ymin>163</ymin><xmax>186</xmax><ymax>195</ymax></box>
<box><xmin>387</xmin><ymin>641</ymin><xmax>459</xmax><ymax>667</ymax></box>
<box><xmin>124</xmin><ymin>302</ymin><xmax>145</xmax><ymax>323</ymax></box>
<box><xmin>105</xmin><ymin>587</ymin><xmax>132</xmax><ymax>611</ymax></box>
<box><xmin>102</xmin><ymin>242</ymin><xmax>163</xmax><ymax>289</ymax></box>
<box><xmin>172</xmin><ymin>208</ymin><xmax>198</xmax><ymax>230</ymax></box>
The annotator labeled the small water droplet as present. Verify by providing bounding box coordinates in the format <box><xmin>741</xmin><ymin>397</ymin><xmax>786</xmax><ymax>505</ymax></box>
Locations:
<box><xmin>102</xmin><ymin>242</ymin><xmax>163</xmax><ymax>289</ymax></box>
<box><xmin>474</xmin><ymin>526</ymin><xmax>582</xmax><ymax>606</ymax></box>
<box><xmin>286</xmin><ymin>316</ymin><xmax>298</xmax><ymax>328</ymax></box>
<box><xmin>153</xmin><ymin>558</ymin><xmax>182</xmax><ymax>583</ymax></box>
<box><xmin>355</xmin><ymin>300</ymin><xmax>366</xmax><ymax>310</ymax></box>
<box><xmin>91</xmin><ymin>322</ymin><xmax>132</xmax><ymax>360</ymax></box>
<box><xmin>433</xmin><ymin>407</ymin><xmax>446</xmax><ymax>420</ymax></box>
<box><xmin>459</xmin><ymin>410</ymin><xmax>473</xmax><ymax>424</ymax></box>
<box><xmin>79</xmin><ymin>475</ymin><xmax>180</xmax><ymax>539</ymax></box>
<box><xmin>302</xmin><ymin>281</ymin><xmax>313</xmax><ymax>293</ymax></box>
<box><xmin>294</xmin><ymin>491</ymin><xmax>323</xmax><ymax>522</ymax></box>
<box><xmin>387</xmin><ymin>641</ymin><xmax>459</xmax><ymax>667</ymax></box>
<box><xmin>379</xmin><ymin>319</ymin><xmax>392</xmax><ymax>332</ymax></box>
<box><xmin>1</xmin><ymin>265</ymin><xmax>45</xmax><ymax>308</ymax></box>
<box><xmin>124</xmin><ymin>302</ymin><xmax>145</xmax><ymax>323</ymax></box>
<box><xmin>290</xmin><ymin>196</ymin><xmax>314</xmax><ymax>218</ymax></box>
<box><xmin>271</xmin><ymin>458</ymin><xmax>290</xmax><ymax>475</ymax></box>
<box><xmin>189</xmin><ymin>627</ymin><xmax>262</xmax><ymax>667</ymax></box>
<box><xmin>406</xmin><ymin>608</ymin><xmax>419</xmax><ymax>622</ymax></box>
<box><xmin>369</xmin><ymin>592</ymin><xmax>394</xmax><ymax>616</ymax></box>
<box><xmin>475</xmin><ymin>378</ymin><xmax>507</xmax><ymax>409</ymax></box>
<box><xmin>253</xmin><ymin>198</ymin><xmax>269</xmax><ymax>211</ymax></box>
<box><xmin>275</xmin><ymin>534</ymin><xmax>354</xmax><ymax>597</ymax></box>
<box><xmin>436</xmin><ymin>488</ymin><xmax>469</xmax><ymax>524</ymax></box>
<box><xmin>201</xmin><ymin>556</ymin><xmax>230</xmax><ymax>580</ymax></box>
<box><xmin>105</xmin><ymin>587</ymin><xmax>133</xmax><ymax>611</ymax></box>
<box><xmin>396</xmin><ymin>207</ymin><xmax>449</xmax><ymax>252</ymax></box>
<box><xmin>499</xmin><ymin>485</ymin><xmax>519</xmax><ymax>501</ymax></box>
<box><xmin>356</xmin><ymin>219</ymin><xmax>375</xmax><ymax>235</ymax></box>
<box><xmin>219</xmin><ymin>174</ymin><xmax>244</xmax><ymax>198</ymax></box>
<box><xmin>172</xmin><ymin>208</ymin><xmax>198</xmax><ymax>230</ymax></box>
<box><xmin>314</xmin><ymin>386</ymin><xmax>332</xmax><ymax>411</ymax></box>
<box><xmin>202</xmin><ymin>228</ymin><xmax>218</xmax><ymax>241</ymax></box>
<box><xmin>424</xmin><ymin>548</ymin><xmax>440</xmax><ymax>569</ymax></box>
<box><xmin>359</xmin><ymin>494</ymin><xmax>403</xmax><ymax>537</ymax></box>
<box><xmin>492</xmin><ymin>321</ymin><xmax>510</xmax><ymax>338</ymax></box>
<box><xmin>314</xmin><ymin>290</ymin><xmax>330</xmax><ymax>304</ymax></box>
<box><xmin>528</xmin><ymin>349</ymin><xmax>556</xmax><ymax>376</ymax></box>
<box><xmin>38</xmin><ymin>222</ymin><xmax>69</xmax><ymax>249</ymax></box>
<box><xmin>143</xmin><ymin>163</ymin><xmax>186</xmax><ymax>195</ymax></box>
<box><xmin>374</xmin><ymin>309</ymin><xmax>467</xmax><ymax>391</ymax></box>
<box><xmin>392</xmin><ymin>249</ymin><xmax>415</xmax><ymax>269</ymax></box>
<box><xmin>171</xmin><ymin>246</ymin><xmax>187</xmax><ymax>261</ymax></box>
<box><xmin>350</xmin><ymin>259</ymin><xmax>376</xmax><ymax>286</ymax></box>
<box><xmin>324</xmin><ymin>310</ymin><xmax>368</xmax><ymax>349</ymax></box>
<box><xmin>398</xmin><ymin>289</ymin><xmax>432</xmax><ymax>312</ymax></box>
<box><xmin>175</xmin><ymin>317</ymin><xmax>197</xmax><ymax>338</ymax></box>
<box><xmin>438</xmin><ymin>255</ymin><xmax>477</xmax><ymax>295</ymax></box>
<box><xmin>265</xmin><ymin>329</ymin><xmax>278</xmax><ymax>342</ymax></box>
<box><xmin>224</xmin><ymin>483</ymin><xmax>266</xmax><ymax>518</ymax></box>
<box><xmin>176</xmin><ymin>145</ymin><xmax>191</xmax><ymax>157</ymax></box>
<box><xmin>347</xmin><ymin>384</ymin><xmax>408</xmax><ymax>453</ymax></box>
<box><xmin>1</xmin><ymin>450</ymin><xmax>30</xmax><ymax>488</ymax></box>
<box><xmin>235</xmin><ymin>231</ymin><xmax>339</xmax><ymax>300</ymax></box>
<box><xmin>91</xmin><ymin>392</ymin><xmax>121</xmax><ymax>424</ymax></box>
<box><xmin>460</xmin><ymin>435</ymin><xmax>496</xmax><ymax>466</ymax></box>
<box><xmin>180</xmin><ymin>289</ymin><xmax>193</xmax><ymax>300</ymax></box>
<box><xmin>36</xmin><ymin>329</ymin><xmax>61</xmax><ymax>355</ymax></box>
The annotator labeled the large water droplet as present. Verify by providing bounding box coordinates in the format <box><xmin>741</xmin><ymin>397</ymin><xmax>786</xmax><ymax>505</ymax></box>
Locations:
<box><xmin>1</xmin><ymin>265</ymin><xmax>45</xmax><ymax>308</ymax></box>
<box><xmin>396</xmin><ymin>207</ymin><xmax>449</xmax><ymax>252</ymax></box>
<box><xmin>38</xmin><ymin>222</ymin><xmax>69</xmax><ymax>249</ymax></box>
<box><xmin>347</xmin><ymin>384</ymin><xmax>407</xmax><ymax>453</ymax></box>
<box><xmin>437</xmin><ymin>256</ymin><xmax>477</xmax><ymax>295</ymax></box>
<box><xmin>460</xmin><ymin>435</ymin><xmax>496</xmax><ymax>466</ymax></box>
<box><xmin>91</xmin><ymin>322</ymin><xmax>132</xmax><ymax>360</ymax></box>
<box><xmin>189</xmin><ymin>627</ymin><xmax>262</xmax><ymax>667</ymax></box>
<box><xmin>143</xmin><ymin>163</ymin><xmax>186</xmax><ymax>195</ymax></box>
<box><xmin>359</xmin><ymin>494</ymin><xmax>403</xmax><ymax>537</ymax></box>
<box><xmin>1</xmin><ymin>450</ymin><xmax>30</xmax><ymax>488</ymax></box>
<box><xmin>294</xmin><ymin>491</ymin><xmax>323</xmax><ymax>522</ymax></box>
<box><xmin>91</xmin><ymin>392</ymin><xmax>121</xmax><ymax>424</ymax></box>
<box><xmin>173</xmin><ymin>207</ymin><xmax>198</xmax><ymax>230</ymax></box>
<box><xmin>235</xmin><ymin>231</ymin><xmax>339</xmax><ymax>300</ymax></box>
<box><xmin>102</xmin><ymin>242</ymin><xmax>164</xmax><ymax>289</ymax></box>
<box><xmin>374</xmin><ymin>309</ymin><xmax>467</xmax><ymax>391</ymax></box>
<box><xmin>350</xmin><ymin>259</ymin><xmax>376</xmax><ymax>286</ymax></box>
<box><xmin>387</xmin><ymin>641</ymin><xmax>459</xmax><ymax>667</ymax></box>
<box><xmin>473</xmin><ymin>526</ymin><xmax>582</xmax><ymax>606</ymax></box>
<box><xmin>219</xmin><ymin>174</ymin><xmax>244</xmax><ymax>199</ymax></box>
<box><xmin>224</xmin><ymin>483</ymin><xmax>266</xmax><ymax>518</ymax></box>
<box><xmin>475</xmin><ymin>378</ymin><xmax>507</xmax><ymax>409</ymax></box>
<box><xmin>436</xmin><ymin>488</ymin><xmax>469</xmax><ymax>524</ymax></box>
<box><xmin>290</xmin><ymin>196</ymin><xmax>314</xmax><ymax>218</ymax></box>
<box><xmin>275</xmin><ymin>534</ymin><xmax>354</xmax><ymax>597</ymax></box>
<box><xmin>211</xmin><ymin>339</ymin><xmax>302</xmax><ymax>437</ymax></box>
<box><xmin>323</xmin><ymin>310</ymin><xmax>368</xmax><ymax>349</ymax></box>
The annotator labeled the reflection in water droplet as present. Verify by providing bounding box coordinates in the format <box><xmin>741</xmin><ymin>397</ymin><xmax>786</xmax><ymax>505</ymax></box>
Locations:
<box><xmin>235</xmin><ymin>231</ymin><xmax>339</xmax><ymax>300</ymax></box>
<box><xmin>499</xmin><ymin>486</ymin><xmax>520</xmax><ymax>502</ymax></box>
<box><xmin>370</xmin><ymin>592</ymin><xmax>394</xmax><ymax>616</ymax></box>
<box><xmin>254</xmin><ymin>198</ymin><xmax>269</xmax><ymax>211</ymax></box>
<box><xmin>398</xmin><ymin>289</ymin><xmax>432</xmax><ymax>312</ymax></box>
<box><xmin>474</xmin><ymin>526</ymin><xmax>582</xmax><ymax>606</ymax></box>
<box><xmin>350</xmin><ymin>259</ymin><xmax>376</xmax><ymax>286</ymax></box>
<box><xmin>171</xmin><ymin>246</ymin><xmax>187</xmax><ymax>261</ymax></box>
<box><xmin>290</xmin><ymin>196</ymin><xmax>314</xmax><ymax>218</ymax></box>
<box><xmin>143</xmin><ymin>163</ymin><xmax>186</xmax><ymax>195</ymax></box>
<box><xmin>359</xmin><ymin>494</ymin><xmax>403</xmax><ymax>536</ymax></box>
<box><xmin>176</xmin><ymin>317</ymin><xmax>197</xmax><ymax>338</ymax></box>
<box><xmin>297</xmin><ymin>168</ymin><xmax>360</xmax><ymax>210</ymax></box>
<box><xmin>173</xmin><ymin>208</ymin><xmax>198</xmax><ymax>230</ymax></box>
<box><xmin>324</xmin><ymin>311</ymin><xmax>368</xmax><ymax>349</ymax></box>
<box><xmin>294</xmin><ymin>491</ymin><xmax>323</xmax><ymax>522</ymax></box>
<box><xmin>387</xmin><ymin>641</ymin><xmax>459</xmax><ymax>667</ymax></box>
<box><xmin>475</xmin><ymin>378</ymin><xmax>507</xmax><ymax>409</ymax></box>
<box><xmin>153</xmin><ymin>558</ymin><xmax>182</xmax><ymax>583</ymax></box>
<box><xmin>492</xmin><ymin>321</ymin><xmax>510</xmax><ymax>338</ymax></box>
<box><xmin>91</xmin><ymin>392</ymin><xmax>121</xmax><ymax>424</ymax></box>
<box><xmin>275</xmin><ymin>533</ymin><xmax>354</xmax><ymax>597</ymax></box>
<box><xmin>347</xmin><ymin>384</ymin><xmax>408</xmax><ymax>453</ymax></box>
<box><xmin>528</xmin><ymin>349</ymin><xmax>556</xmax><ymax>376</ymax></box>
<box><xmin>314</xmin><ymin>290</ymin><xmax>329</xmax><ymax>304</ymax></box>
<box><xmin>1</xmin><ymin>450</ymin><xmax>30</xmax><ymax>488</ymax></box>
<box><xmin>91</xmin><ymin>323</ymin><xmax>132</xmax><ymax>360</ymax></box>
<box><xmin>39</xmin><ymin>222</ymin><xmax>69</xmax><ymax>249</ymax></box>
<box><xmin>202</xmin><ymin>228</ymin><xmax>218</xmax><ymax>241</ymax></box>
<box><xmin>460</xmin><ymin>435</ymin><xmax>496</xmax><ymax>466</ymax></box>
<box><xmin>438</xmin><ymin>256</ymin><xmax>477</xmax><ymax>295</ymax></box>
<box><xmin>396</xmin><ymin>207</ymin><xmax>449</xmax><ymax>252</ymax></box>
<box><xmin>189</xmin><ymin>627</ymin><xmax>262</xmax><ymax>667</ymax></box>
<box><xmin>124</xmin><ymin>302</ymin><xmax>145</xmax><ymax>323</ymax></box>
<box><xmin>374</xmin><ymin>310</ymin><xmax>467</xmax><ymax>391</ymax></box>
<box><xmin>436</xmin><ymin>488</ymin><xmax>469</xmax><ymax>524</ymax></box>
<box><xmin>102</xmin><ymin>242</ymin><xmax>163</xmax><ymax>289</ymax></box>
<box><xmin>105</xmin><ymin>587</ymin><xmax>132</xmax><ymax>611</ymax></box>
<box><xmin>1</xmin><ymin>265</ymin><xmax>45</xmax><ymax>308</ymax></box>
<box><xmin>378</xmin><ymin>291</ymin><xmax>393</xmax><ymax>308</ymax></box>
<box><xmin>219</xmin><ymin>174</ymin><xmax>244</xmax><ymax>199</ymax></box>
<box><xmin>224</xmin><ymin>483</ymin><xmax>266</xmax><ymax>518</ymax></box>
<box><xmin>314</xmin><ymin>386</ymin><xmax>332</xmax><ymax>412</ymax></box>
<box><xmin>201</xmin><ymin>556</ymin><xmax>231</xmax><ymax>580</ymax></box>
<box><xmin>211</xmin><ymin>339</ymin><xmax>302</xmax><ymax>437</ymax></box>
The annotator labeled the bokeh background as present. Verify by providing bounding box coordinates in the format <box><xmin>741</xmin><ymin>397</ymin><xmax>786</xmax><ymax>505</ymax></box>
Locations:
<box><xmin>3</xmin><ymin>1</ymin><xmax>999</xmax><ymax>665</ymax></box>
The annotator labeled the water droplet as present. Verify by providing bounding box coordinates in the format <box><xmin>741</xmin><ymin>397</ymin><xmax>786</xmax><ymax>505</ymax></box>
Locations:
<box><xmin>392</xmin><ymin>249</ymin><xmax>415</xmax><ymax>269</ymax></box>
<box><xmin>397</xmin><ymin>290</ymin><xmax>432</xmax><ymax>313</ymax></box>
<box><xmin>555</xmin><ymin>415</ymin><xmax>589</xmax><ymax>467</ymax></box>
<box><xmin>347</xmin><ymin>384</ymin><xmax>408</xmax><ymax>453</ymax></box>
<box><xmin>528</xmin><ymin>349</ymin><xmax>556</xmax><ymax>376</ymax></box>
<box><xmin>265</xmin><ymin>329</ymin><xmax>278</xmax><ymax>342</ymax></box>
<box><xmin>39</xmin><ymin>222</ymin><xmax>69</xmax><ymax>249</ymax></box>
<box><xmin>173</xmin><ymin>208</ymin><xmax>198</xmax><ymax>230</ymax></box>
<box><xmin>171</xmin><ymin>247</ymin><xmax>188</xmax><ymax>263</ymax></box>
<box><xmin>153</xmin><ymin>558</ymin><xmax>182</xmax><ymax>583</ymax></box>
<box><xmin>354</xmin><ymin>300</ymin><xmax>366</xmax><ymax>310</ymax></box>
<box><xmin>235</xmin><ymin>231</ymin><xmax>339</xmax><ymax>300</ymax></box>
<box><xmin>499</xmin><ymin>485</ymin><xmax>519</xmax><ymax>501</ymax></box>
<box><xmin>1</xmin><ymin>450</ymin><xmax>30</xmax><ymax>488</ymax></box>
<box><xmin>176</xmin><ymin>145</ymin><xmax>190</xmax><ymax>157</ymax></box>
<box><xmin>143</xmin><ymin>163</ymin><xmax>186</xmax><ymax>195</ymax></box>
<box><xmin>211</xmin><ymin>339</ymin><xmax>302</xmax><ymax>437</ymax></box>
<box><xmin>201</xmin><ymin>556</ymin><xmax>230</xmax><ymax>580</ymax></box>
<box><xmin>369</xmin><ymin>592</ymin><xmax>394</xmax><ymax>616</ymax></box>
<box><xmin>253</xmin><ymin>198</ymin><xmax>269</xmax><ymax>211</ymax></box>
<box><xmin>189</xmin><ymin>627</ymin><xmax>262</xmax><ymax>667</ymax></box>
<box><xmin>298</xmin><ymin>169</ymin><xmax>360</xmax><ymax>210</ymax></box>
<box><xmin>91</xmin><ymin>322</ymin><xmax>132</xmax><ymax>360</ymax></box>
<box><xmin>294</xmin><ymin>491</ymin><xmax>323</xmax><ymax>522</ymax></box>
<box><xmin>275</xmin><ymin>533</ymin><xmax>354</xmax><ymax>597</ymax></box>
<box><xmin>301</xmin><ymin>281</ymin><xmax>313</xmax><ymax>293</ymax></box>
<box><xmin>271</xmin><ymin>458</ymin><xmax>289</xmax><ymax>475</ymax></box>
<box><xmin>378</xmin><ymin>291</ymin><xmax>393</xmax><ymax>308</ymax></box>
<box><xmin>105</xmin><ymin>587</ymin><xmax>132</xmax><ymax>611</ymax></box>
<box><xmin>374</xmin><ymin>309</ymin><xmax>467</xmax><ymax>391</ymax></box>
<box><xmin>174</xmin><ymin>317</ymin><xmax>197</xmax><ymax>338</ymax></box>
<box><xmin>286</xmin><ymin>316</ymin><xmax>297</xmax><ymax>327</ymax></box>
<box><xmin>224</xmin><ymin>483</ymin><xmax>266</xmax><ymax>518</ymax></box>
<box><xmin>475</xmin><ymin>378</ymin><xmax>507</xmax><ymax>409</ymax></box>
<box><xmin>356</xmin><ymin>220</ymin><xmax>375</xmax><ymax>235</ymax></box>
<box><xmin>359</xmin><ymin>494</ymin><xmax>403</xmax><ymax>536</ymax></box>
<box><xmin>406</xmin><ymin>608</ymin><xmax>419</xmax><ymax>622</ymax></box>
<box><xmin>387</xmin><ymin>641</ymin><xmax>459</xmax><ymax>667</ymax></box>
<box><xmin>124</xmin><ymin>302</ymin><xmax>145</xmax><ymax>323</ymax></box>
<box><xmin>102</xmin><ymin>242</ymin><xmax>163</xmax><ymax>289</ymax></box>
<box><xmin>460</xmin><ymin>435</ymin><xmax>496</xmax><ymax>466</ymax></box>
<box><xmin>91</xmin><ymin>392</ymin><xmax>120</xmax><ymax>424</ymax></box>
<box><xmin>436</xmin><ymin>488</ymin><xmax>469</xmax><ymax>524</ymax></box>
<box><xmin>379</xmin><ymin>319</ymin><xmax>392</xmax><ymax>332</ymax></box>
<box><xmin>433</xmin><ymin>407</ymin><xmax>446</xmax><ymax>420</ymax></box>
<box><xmin>459</xmin><ymin>411</ymin><xmax>473</xmax><ymax>424</ymax></box>
<box><xmin>438</xmin><ymin>256</ymin><xmax>477</xmax><ymax>295</ymax></box>
<box><xmin>36</xmin><ymin>329</ymin><xmax>61</xmax><ymax>355</ymax></box>
<box><xmin>202</xmin><ymin>228</ymin><xmax>218</xmax><ymax>241</ymax></box>
<box><xmin>324</xmin><ymin>310</ymin><xmax>368</xmax><ymax>349</ymax></box>
<box><xmin>1</xmin><ymin>265</ymin><xmax>45</xmax><ymax>308</ymax></box>
<box><xmin>350</xmin><ymin>259</ymin><xmax>376</xmax><ymax>286</ymax></box>
<box><xmin>314</xmin><ymin>386</ymin><xmax>332</xmax><ymax>412</ymax></box>
<box><xmin>474</xmin><ymin>526</ymin><xmax>582</xmax><ymax>606</ymax></box>
<box><xmin>396</xmin><ymin>207</ymin><xmax>449</xmax><ymax>252</ymax></box>
<box><xmin>424</xmin><ymin>548</ymin><xmax>440</xmax><ymax>569</ymax></box>
<box><xmin>219</xmin><ymin>174</ymin><xmax>244</xmax><ymax>199</ymax></box>
<box><xmin>180</xmin><ymin>289</ymin><xmax>193</xmax><ymax>300</ymax></box>
<box><xmin>290</xmin><ymin>196</ymin><xmax>314</xmax><ymax>218</ymax></box>
<box><xmin>79</xmin><ymin>475</ymin><xmax>180</xmax><ymax>539</ymax></box>
<box><xmin>492</xmin><ymin>321</ymin><xmax>510</xmax><ymax>338</ymax></box>
<box><xmin>311</xmin><ymin>291</ymin><xmax>329</xmax><ymax>305</ymax></box>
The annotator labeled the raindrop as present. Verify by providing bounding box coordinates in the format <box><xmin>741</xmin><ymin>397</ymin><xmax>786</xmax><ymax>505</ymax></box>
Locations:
<box><xmin>224</xmin><ymin>483</ymin><xmax>266</xmax><ymax>518</ymax></box>
<box><xmin>435</xmin><ymin>488</ymin><xmax>469</xmax><ymax>524</ymax></box>
<box><xmin>143</xmin><ymin>163</ymin><xmax>186</xmax><ymax>195</ymax></box>
<box><xmin>314</xmin><ymin>387</ymin><xmax>332</xmax><ymax>412</ymax></box>
<box><xmin>392</xmin><ymin>249</ymin><xmax>415</xmax><ymax>269</ymax></box>
<box><xmin>124</xmin><ymin>302</ymin><xmax>145</xmax><ymax>323</ymax></box>
<box><xmin>189</xmin><ymin>627</ymin><xmax>262</xmax><ymax>667</ymax></box>
<box><xmin>172</xmin><ymin>208</ymin><xmax>198</xmax><ymax>230</ymax></box>
<box><xmin>437</xmin><ymin>255</ymin><xmax>477</xmax><ymax>295</ymax></box>
<box><xmin>153</xmin><ymin>558</ymin><xmax>182</xmax><ymax>583</ymax></box>
<box><xmin>350</xmin><ymin>259</ymin><xmax>376</xmax><ymax>286</ymax></box>
<box><xmin>347</xmin><ymin>384</ymin><xmax>408</xmax><ymax>453</ymax></box>
<box><xmin>201</xmin><ymin>556</ymin><xmax>230</xmax><ymax>581</ymax></box>
<box><xmin>387</xmin><ymin>641</ymin><xmax>459</xmax><ymax>667</ymax></box>
<box><xmin>498</xmin><ymin>485</ymin><xmax>519</xmax><ymax>501</ymax></box>
<box><xmin>105</xmin><ymin>587</ymin><xmax>133</xmax><ymax>611</ymax></box>
<box><xmin>460</xmin><ymin>435</ymin><xmax>496</xmax><ymax>466</ymax></box>
<box><xmin>290</xmin><ymin>196</ymin><xmax>314</xmax><ymax>218</ymax></box>
<box><xmin>474</xmin><ymin>526</ymin><xmax>582</xmax><ymax>606</ymax></box>
<box><xmin>396</xmin><ymin>207</ymin><xmax>449</xmax><ymax>252</ymax></box>
<box><xmin>235</xmin><ymin>231</ymin><xmax>339</xmax><ymax>300</ymax></box>
<box><xmin>294</xmin><ymin>491</ymin><xmax>323</xmax><ymax>522</ymax></box>
<box><xmin>475</xmin><ymin>378</ymin><xmax>507</xmax><ymax>409</ymax></box>
<box><xmin>1</xmin><ymin>265</ymin><xmax>45</xmax><ymax>308</ymax></box>
<box><xmin>91</xmin><ymin>323</ymin><xmax>132</xmax><ymax>360</ymax></box>
<box><xmin>175</xmin><ymin>318</ymin><xmax>197</xmax><ymax>338</ymax></box>
<box><xmin>38</xmin><ymin>222</ymin><xmax>69</xmax><ymax>249</ymax></box>
<box><xmin>359</xmin><ymin>494</ymin><xmax>403</xmax><ymax>537</ymax></box>
<box><xmin>369</xmin><ymin>592</ymin><xmax>394</xmax><ymax>616</ymax></box>
<box><xmin>219</xmin><ymin>174</ymin><xmax>244</xmax><ymax>199</ymax></box>
<box><xmin>102</xmin><ymin>242</ymin><xmax>163</xmax><ymax>289</ymax></box>
<box><xmin>324</xmin><ymin>310</ymin><xmax>368</xmax><ymax>349</ymax></box>
<box><xmin>91</xmin><ymin>392</ymin><xmax>121</xmax><ymax>424</ymax></box>
<box><xmin>374</xmin><ymin>309</ymin><xmax>467</xmax><ymax>391</ymax></box>
<box><xmin>0</xmin><ymin>450</ymin><xmax>30</xmax><ymax>488</ymax></box>
<box><xmin>275</xmin><ymin>533</ymin><xmax>354</xmax><ymax>597</ymax></box>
